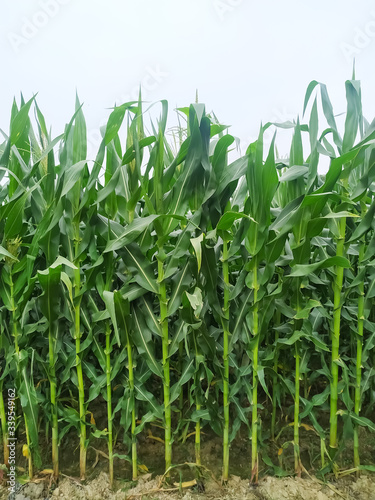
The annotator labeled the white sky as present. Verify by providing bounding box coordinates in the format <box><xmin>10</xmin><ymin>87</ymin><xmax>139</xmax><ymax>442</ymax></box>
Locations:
<box><xmin>2</xmin><ymin>0</ymin><xmax>375</xmax><ymax>165</ymax></box>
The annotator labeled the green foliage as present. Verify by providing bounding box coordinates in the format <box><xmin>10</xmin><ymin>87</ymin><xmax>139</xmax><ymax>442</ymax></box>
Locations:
<box><xmin>0</xmin><ymin>79</ymin><xmax>374</xmax><ymax>484</ymax></box>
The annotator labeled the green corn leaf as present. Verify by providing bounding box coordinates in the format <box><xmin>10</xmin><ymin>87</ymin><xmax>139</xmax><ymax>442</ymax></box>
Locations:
<box><xmin>288</xmin><ymin>256</ymin><xmax>351</xmax><ymax>277</ymax></box>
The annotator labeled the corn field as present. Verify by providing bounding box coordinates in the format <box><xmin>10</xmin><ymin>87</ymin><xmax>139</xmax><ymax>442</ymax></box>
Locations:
<box><xmin>0</xmin><ymin>78</ymin><xmax>375</xmax><ymax>488</ymax></box>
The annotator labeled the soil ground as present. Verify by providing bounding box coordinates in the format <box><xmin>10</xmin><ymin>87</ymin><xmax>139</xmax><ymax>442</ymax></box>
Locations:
<box><xmin>1</xmin><ymin>470</ymin><xmax>375</xmax><ymax>500</ymax></box>
<box><xmin>1</xmin><ymin>407</ymin><xmax>374</xmax><ymax>500</ymax></box>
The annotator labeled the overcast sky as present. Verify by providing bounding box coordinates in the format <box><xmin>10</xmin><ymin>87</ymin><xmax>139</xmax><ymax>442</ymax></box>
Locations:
<box><xmin>2</xmin><ymin>0</ymin><xmax>375</xmax><ymax>162</ymax></box>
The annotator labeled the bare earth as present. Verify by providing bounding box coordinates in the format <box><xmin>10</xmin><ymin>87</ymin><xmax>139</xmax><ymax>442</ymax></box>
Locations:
<box><xmin>2</xmin><ymin>472</ymin><xmax>375</xmax><ymax>500</ymax></box>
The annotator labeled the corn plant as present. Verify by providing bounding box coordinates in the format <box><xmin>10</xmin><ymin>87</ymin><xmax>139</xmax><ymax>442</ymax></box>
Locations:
<box><xmin>0</xmin><ymin>78</ymin><xmax>375</xmax><ymax>487</ymax></box>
